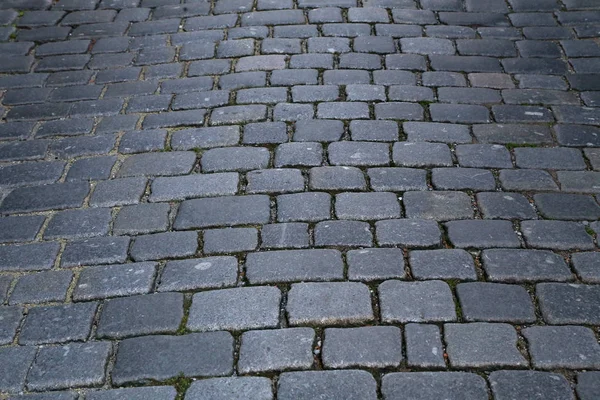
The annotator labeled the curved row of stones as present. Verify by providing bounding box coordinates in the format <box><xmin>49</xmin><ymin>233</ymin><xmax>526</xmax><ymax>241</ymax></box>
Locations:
<box><xmin>1</xmin><ymin>0</ymin><xmax>600</xmax><ymax>398</ymax></box>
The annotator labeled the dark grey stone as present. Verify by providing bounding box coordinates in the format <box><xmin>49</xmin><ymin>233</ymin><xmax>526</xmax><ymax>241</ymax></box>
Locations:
<box><xmin>0</xmin><ymin>306</ymin><xmax>23</xmax><ymax>345</ymax></box>
<box><xmin>188</xmin><ymin>286</ymin><xmax>281</xmax><ymax>332</ymax></box>
<box><xmin>277</xmin><ymin>192</ymin><xmax>332</xmax><ymax>222</ymax></box>
<box><xmin>114</xmin><ymin>203</ymin><xmax>170</xmax><ymax>235</ymax></box>
<box><xmin>572</xmin><ymin>252</ymin><xmax>600</xmax><ymax>283</ymax></box>
<box><xmin>130</xmin><ymin>231</ymin><xmax>198</xmax><ymax>261</ymax></box>
<box><xmin>482</xmin><ymin>249</ymin><xmax>572</xmax><ymax>282</ymax></box>
<box><xmin>174</xmin><ymin>195</ymin><xmax>270</xmax><ymax>229</ymax></box>
<box><xmin>0</xmin><ymin>242</ymin><xmax>60</xmax><ymax>272</ymax></box>
<box><xmin>260</xmin><ymin>223</ymin><xmax>310</xmax><ymax>249</ymax></box>
<box><xmin>578</xmin><ymin>372</ymin><xmax>600</xmax><ymax>400</ymax></box>
<box><xmin>382</xmin><ymin>372</ymin><xmax>488</xmax><ymax>400</ymax></box>
<box><xmin>0</xmin><ymin>347</ymin><xmax>37</xmax><ymax>394</ymax></box>
<box><xmin>278</xmin><ymin>370</ymin><xmax>377</xmax><ymax>400</ymax></box>
<box><xmin>404</xmin><ymin>191</ymin><xmax>473</xmax><ymax>221</ymax></box>
<box><xmin>410</xmin><ymin>249</ymin><xmax>477</xmax><ymax>280</ymax></box>
<box><xmin>74</xmin><ymin>262</ymin><xmax>156</xmax><ymax>301</ymax></box>
<box><xmin>112</xmin><ymin>332</ymin><xmax>233</xmax><ymax>385</ymax></box>
<box><xmin>203</xmin><ymin>227</ymin><xmax>258</xmax><ymax>254</ymax></box>
<box><xmin>158</xmin><ymin>257</ymin><xmax>238</xmax><ymax>292</ymax></box>
<box><xmin>90</xmin><ymin>177</ymin><xmax>147</xmax><ymax>207</ymax></box>
<box><xmin>0</xmin><ymin>181</ymin><xmax>89</xmax><ymax>214</ymax></box>
<box><xmin>10</xmin><ymin>270</ymin><xmax>72</xmax><ymax>305</ymax></box>
<box><xmin>405</xmin><ymin>324</ymin><xmax>446</xmax><ymax>368</ymax></box>
<box><xmin>314</xmin><ymin>220</ymin><xmax>373</xmax><ymax>247</ymax></box>
<box><xmin>521</xmin><ymin>220</ymin><xmax>595</xmax><ymax>250</ymax></box>
<box><xmin>149</xmin><ymin>173</ymin><xmax>238</xmax><ymax>202</ymax></box>
<box><xmin>446</xmin><ymin>220</ymin><xmax>521</xmax><ymax>248</ymax></box>
<box><xmin>537</xmin><ymin>283</ymin><xmax>600</xmax><ymax>325</ymax></box>
<box><xmin>379</xmin><ymin>280</ymin><xmax>456</xmax><ymax>323</ymax></box>
<box><xmin>347</xmin><ymin>248</ymin><xmax>405</xmax><ymax>281</ymax></box>
<box><xmin>185</xmin><ymin>378</ymin><xmax>273</xmax><ymax>400</ymax></box>
<box><xmin>45</xmin><ymin>208</ymin><xmax>111</xmax><ymax>240</ymax></box>
<box><xmin>85</xmin><ymin>386</ymin><xmax>177</xmax><ymax>400</ymax></box>
<box><xmin>457</xmin><ymin>282</ymin><xmax>536</xmax><ymax>323</ymax></box>
<box><xmin>0</xmin><ymin>215</ymin><xmax>45</xmax><ymax>244</ymax></box>
<box><xmin>376</xmin><ymin>219</ymin><xmax>442</xmax><ymax>248</ymax></box>
<box><xmin>523</xmin><ymin>326</ymin><xmax>600</xmax><ymax>369</ymax></box>
<box><xmin>489</xmin><ymin>371</ymin><xmax>574</xmax><ymax>400</ymax></box>
<box><xmin>477</xmin><ymin>192</ymin><xmax>537</xmax><ymax>220</ymax></box>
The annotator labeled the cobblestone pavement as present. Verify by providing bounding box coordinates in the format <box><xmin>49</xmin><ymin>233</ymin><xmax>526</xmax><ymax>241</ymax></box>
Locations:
<box><xmin>1</xmin><ymin>0</ymin><xmax>600</xmax><ymax>399</ymax></box>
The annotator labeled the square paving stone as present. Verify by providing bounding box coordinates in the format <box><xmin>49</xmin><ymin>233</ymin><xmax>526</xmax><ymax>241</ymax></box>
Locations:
<box><xmin>404</xmin><ymin>191</ymin><xmax>474</xmax><ymax>221</ymax></box>
<box><xmin>379</xmin><ymin>280</ymin><xmax>456</xmax><ymax>323</ymax></box>
<box><xmin>238</xmin><ymin>328</ymin><xmax>314</xmax><ymax>374</ymax></box>
<box><xmin>188</xmin><ymin>286</ymin><xmax>281</xmax><ymax>332</ymax></box>
<box><xmin>203</xmin><ymin>227</ymin><xmax>258</xmax><ymax>254</ymax></box>
<box><xmin>174</xmin><ymin>195</ymin><xmax>271</xmax><ymax>229</ymax></box>
<box><xmin>482</xmin><ymin>249</ymin><xmax>572</xmax><ymax>282</ymax></box>
<box><xmin>278</xmin><ymin>370</ymin><xmax>377</xmax><ymax>400</ymax></box>
<box><xmin>0</xmin><ymin>242</ymin><xmax>60</xmax><ymax>272</ymax></box>
<box><xmin>382</xmin><ymin>372</ymin><xmax>488</xmax><ymax>400</ymax></box>
<box><xmin>347</xmin><ymin>248</ymin><xmax>405</xmax><ymax>281</ymax></box>
<box><xmin>157</xmin><ymin>257</ymin><xmax>238</xmax><ymax>292</ymax></box>
<box><xmin>521</xmin><ymin>220</ymin><xmax>595</xmax><ymax>250</ymax></box>
<box><xmin>572</xmin><ymin>252</ymin><xmax>600</xmax><ymax>283</ymax></box>
<box><xmin>446</xmin><ymin>220</ymin><xmax>521</xmax><ymax>248</ymax></box>
<box><xmin>0</xmin><ymin>306</ymin><xmax>23</xmax><ymax>345</ymax></box>
<box><xmin>0</xmin><ymin>347</ymin><xmax>37</xmax><ymax>394</ymax></box>
<box><xmin>405</xmin><ymin>324</ymin><xmax>446</xmax><ymax>368</ymax></box>
<box><xmin>577</xmin><ymin>372</ymin><xmax>600</xmax><ymax>400</ymax></box>
<box><xmin>130</xmin><ymin>231</ymin><xmax>198</xmax><ymax>261</ymax></box>
<box><xmin>112</xmin><ymin>332</ymin><xmax>233</xmax><ymax>385</ymax></box>
<box><xmin>113</xmin><ymin>203</ymin><xmax>170</xmax><ymax>235</ymax></box>
<box><xmin>523</xmin><ymin>326</ymin><xmax>600</xmax><ymax>369</ymax></box>
<box><xmin>489</xmin><ymin>371</ymin><xmax>574</xmax><ymax>400</ymax></box>
<box><xmin>19</xmin><ymin>302</ymin><xmax>97</xmax><ymax>345</ymax></box>
<box><xmin>376</xmin><ymin>219</ymin><xmax>442</xmax><ymax>248</ymax></box>
<box><xmin>410</xmin><ymin>249</ymin><xmax>477</xmax><ymax>280</ymax></box>
<box><xmin>537</xmin><ymin>283</ymin><xmax>600</xmax><ymax>325</ymax></box>
<box><xmin>246</xmin><ymin>249</ymin><xmax>343</xmax><ymax>284</ymax></box>
<box><xmin>10</xmin><ymin>270</ymin><xmax>72</xmax><ymax>305</ymax></box>
<box><xmin>28</xmin><ymin>342</ymin><xmax>111</xmax><ymax>391</ymax></box>
<box><xmin>445</xmin><ymin>323</ymin><xmax>528</xmax><ymax>368</ymax></box>
<box><xmin>74</xmin><ymin>262</ymin><xmax>156</xmax><ymax>301</ymax></box>
<box><xmin>287</xmin><ymin>282</ymin><xmax>373</xmax><ymax>326</ymax></box>
<box><xmin>61</xmin><ymin>236</ymin><xmax>130</xmax><ymax>268</ymax></box>
<box><xmin>477</xmin><ymin>192</ymin><xmax>537</xmax><ymax>219</ymax></box>
<box><xmin>322</xmin><ymin>326</ymin><xmax>402</xmax><ymax>368</ymax></box>
<box><xmin>44</xmin><ymin>208</ymin><xmax>112</xmax><ymax>240</ymax></box>
<box><xmin>456</xmin><ymin>282</ymin><xmax>536</xmax><ymax>323</ymax></box>
<box><xmin>85</xmin><ymin>386</ymin><xmax>177</xmax><ymax>400</ymax></box>
<box><xmin>97</xmin><ymin>292</ymin><xmax>183</xmax><ymax>339</ymax></box>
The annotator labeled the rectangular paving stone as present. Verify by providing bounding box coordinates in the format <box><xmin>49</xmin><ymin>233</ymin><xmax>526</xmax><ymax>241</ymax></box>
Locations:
<box><xmin>239</xmin><ymin>328</ymin><xmax>314</xmax><ymax>373</ymax></box>
<box><xmin>572</xmin><ymin>252</ymin><xmax>600</xmax><ymax>283</ymax></box>
<box><xmin>0</xmin><ymin>161</ymin><xmax>64</xmax><ymax>187</ymax></box>
<box><xmin>278</xmin><ymin>370</ymin><xmax>377</xmax><ymax>400</ymax></box>
<box><xmin>457</xmin><ymin>282</ymin><xmax>536</xmax><ymax>323</ymax></box>
<box><xmin>90</xmin><ymin>177</ymin><xmax>147</xmax><ymax>208</ymax></box>
<box><xmin>489</xmin><ymin>371</ymin><xmax>574</xmax><ymax>400</ymax></box>
<box><xmin>0</xmin><ymin>181</ymin><xmax>89</xmax><ymax>214</ymax></box>
<box><xmin>185</xmin><ymin>377</ymin><xmax>272</xmax><ymax>400</ymax></box>
<box><xmin>201</xmin><ymin>146</ymin><xmax>270</xmax><ymax>172</ymax></box>
<box><xmin>323</xmin><ymin>326</ymin><xmax>402</xmax><ymax>368</ymax></box>
<box><xmin>61</xmin><ymin>236</ymin><xmax>130</xmax><ymax>268</ymax></box>
<box><xmin>45</xmin><ymin>208</ymin><xmax>111</xmax><ymax>240</ymax></box>
<box><xmin>117</xmin><ymin>151</ymin><xmax>196</xmax><ymax>177</ymax></box>
<box><xmin>19</xmin><ymin>302</ymin><xmax>97</xmax><ymax>345</ymax></box>
<box><xmin>405</xmin><ymin>324</ymin><xmax>446</xmax><ymax>368</ymax></box>
<box><xmin>379</xmin><ymin>280</ymin><xmax>456</xmax><ymax>323</ymax></box>
<box><xmin>376</xmin><ymin>219</ymin><xmax>442</xmax><ymax>248</ymax></box>
<box><xmin>482</xmin><ymin>249</ymin><xmax>572</xmax><ymax>282</ymax></box>
<box><xmin>0</xmin><ymin>215</ymin><xmax>45</xmax><ymax>244</ymax></box>
<box><xmin>0</xmin><ymin>347</ymin><xmax>37</xmax><ymax>394</ymax></box>
<box><xmin>10</xmin><ymin>270</ymin><xmax>72</xmax><ymax>305</ymax></box>
<box><xmin>537</xmin><ymin>283</ymin><xmax>600</xmax><ymax>325</ymax></box>
<box><xmin>445</xmin><ymin>323</ymin><xmax>527</xmax><ymax>368</ymax></box>
<box><xmin>382</xmin><ymin>372</ymin><xmax>488</xmax><ymax>400</ymax></box>
<box><xmin>335</xmin><ymin>192</ymin><xmax>401</xmax><ymax>221</ymax></box>
<box><xmin>347</xmin><ymin>248</ymin><xmax>405</xmax><ymax>281</ymax></box>
<box><xmin>113</xmin><ymin>203</ymin><xmax>170</xmax><ymax>235</ymax></box>
<box><xmin>97</xmin><ymin>292</ymin><xmax>183</xmax><ymax>339</ymax></box>
<box><xmin>404</xmin><ymin>191</ymin><xmax>474</xmax><ymax>221</ymax></box>
<box><xmin>368</xmin><ymin>168</ymin><xmax>428</xmax><ymax>191</ymax></box>
<box><xmin>171</xmin><ymin>126</ymin><xmax>240</xmax><ymax>150</ymax></box>
<box><xmin>521</xmin><ymin>220</ymin><xmax>595</xmax><ymax>250</ymax></box>
<box><xmin>74</xmin><ymin>262</ymin><xmax>156</xmax><ymax>301</ymax></box>
<box><xmin>112</xmin><ymin>332</ymin><xmax>233</xmax><ymax>385</ymax></box>
<box><xmin>410</xmin><ymin>249</ymin><xmax>477</xmax><ymax>280</ymax></box>
<box><xmin>277</xmin><ymin>192</ymin><xmax>332</xmax><ymax>222</ymax></box>
<box><xmin>246</xmin><ymin>249</ymin><xmax>343</xmax><ymax>284</ymax></box>
<box><xmin>174</xmin><ymin>195</ymin><xmax>270</xmax><ymax>229</ymax></box>
<box><xmin>158</xmin><ymin>256</ymin><xmax>238</xmax><ymax>292</ymax></box>
<box><xmin>149</xmin><ymin>173</ymin><xmax>238</xmax><ymax>202</ymax></box>
<box><xmin>0</xmin><ymin>306</ymin><xmax>23</xmax><ymax>346</ymax></box>
<box><xmin>314</xmin><ymin>220</ymin><xmax>373</xmax><ymax>247</ymax></box>
<box><xmin>523</xmin><ymin>326</ymin><xmax>600</xmax><ymax>369</ymax></box>
<box><xmin>287</xmin><ymin>282</ymin><xmax>373</xmax><ymax>326</ymax></box>
<box><xmin>0</xmin><ymin>242</ymin><xmax>60</xmax><ymax>272</ymax></box>
<box><xmin>188</xmin><ymin>286</ymin><xmax>280</xmax><ymax>332</ymax></box>
<box><xmin>203</xmin><ymin>227</ymin><xmax>257</xmax><ymax>254</ymax></box>
<box><xmin>86</xmin><ymin>386</ymin><xmax>177</xmax><ymax>400</ymax></box>
<box><xmin>130</xmin><ymin>231</ymin><xmax>198</xmax><ymax>262</ymax></box>
<box><xmin>446</xmin><ymin>220</ymin><xmax>521</xmax><ymax>248</ymax></box>
<box><xmin>28</xmin><ymin>342</ymin><xmax>111</xmax><ymax>391</ymax></box>
<box><xmin>260</xmin><ymin>223</ymin><xmax>309</xmax><ymax>249</ymax></box>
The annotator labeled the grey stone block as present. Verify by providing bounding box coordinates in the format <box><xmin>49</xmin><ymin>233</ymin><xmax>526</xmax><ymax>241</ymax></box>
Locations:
<box><xmin>322</xmin><ymin>326</ymin><xmax>402</xmax><ymax>368</ymax></box>
<box><xmin>572</xmin><ymin>252</ymin><xmax>600</xmax><ymax>283</ymax></box>
<box><xmin>382</xmin><ymin>372</ymin><xmax>488</xmax><ymax>400</ymax></box>
<box><xmin>521</xmin><ymin>220</ymin><xmax>595</xmax><ymax>250</ymax></box>
<box><xmin>185</xmin><ymin>378</ymin><xmax>273</xmax><ymax>400</ymax></box>
<box><xmin>0</xmin><ymin>215</ymin><xmax>45</xmax><ymax>244</ymax></box>
<box><xmin>523</xmin><ymin>325</ymin><xmax>600</xmax><ymax>369</ymax></box>
<box><xmin>286</xmin><ymin>282</ymin><xmax>373</xmax><ymax>326</ymax></box>
<box><xmin>0</xmin><ymin>242</ymin><xmax>60</xmax><ymax>272</ymax></box>
<box><xmin>158</xmin><ymin>257</ymin><xmax>238</xmax><ymax>292</ymax></box>
<box><xmin>175</xmin><ymin>195</ymin><xmax>270</xmax><ymax>229</ymax></box>
<box><xmin>410</xmin><ymin>249</ymin><xmax>477</xmax><ymax>280</ymax></box>
<box><xmin>10</xmin><ymin>270</ymin><xmax>72</xmax><ymax>305</ymax></box>
<box><xmin>238</xmin><ymin>328</ymin><xmax>314</xmax><ymax>373</ymax></box>
<box><xmin>45</xmin><ymin>208</ymin><xmax>111</xmax><ymax>240</ymax></box>
<box><xmin>149</xmin><ymin>173</ymin><xmax>239</xmax><ymax>202</ymax></box>
<box><xmin>445</xmin><ymin>323</ymin><xmax>527</xmax><ymax>368</ymax></box>
<box><xmin>0</xmin><ymin>306</ymin><xmax>23</xmax><ymax>345</ymax></box>
<box><xmin>405</xmin><ymin>324</ymin><xmax>446</xmax><ymax>368</ymax></box>
<box><xmin>489</xmin><ymin>371</ymin><xmax>574</xmax><ymax>400</ymax></box>
<box><xmin>114</xmin><ymin>203</ymin><xmax>170</xmax><ymax>235</ymax></box>
<box><xmin>90</xmin><ymin>177</ymin><xmax>147</xmax><ymax>207</ymax></box>
<box><xmin>314</xmin><ymin>220</ymin><xmax>373</xmax><ymax>247</ymax></box>
<box><xmin>368</xmin><ymin>168</ymin><xmax>428</xmax><ymax>191</ymax></box>
<box><xmin>74</xmin><ymin>262</ymin><xmax>156</xmax><ymax>301</ymax></box>
<box><xmin>432</xmin><ymin>168</ymin><xmax>496</xmax><ymax>191</ymax></box>
<box><xmin>537</xmin><ymin>283</ymin><xmax>600</xmax><ymax>325</ymax></box>
<box><xmin>578</xmin><ymin>372</ymin><xmax>600</xmax><ymax>400</ymax></box>
<box><xmin>97</xmin><ymin>293</ymin><xmax>183</xmax><ymax>339</ymax></box>
<box><xmin>260</xmin><ymin>223</ymin><xmax>310</xmax><ymax>249</ymax></box>
<box><xmin>19</xmin><ymin>302</ymin><xmax>97</xmax><ymax>345</ymax></box>
<box><xmin>446</xmin><ymin>220</ymin><xmax>521</xmax><ymax>248</ymax></box>
<box><xmin>188</xmin><ymin>286</ymin><xmax>281</xmax><ymax>331</ymax></box>
<box><xmin>278</xmin><ymin>370</ymin><xmax>377</xmax><ymax>400</ymax></box>
<box><xmin>457</xmin><ymin>282</ymin><xmax>536</xmax><ymax>323</ymax></box>
<box><xmin>28</xmin><ymin>342</ymin><xmax>111</xmax><ymax>391</ymax></box>
<box><xmin>130</xmin><ymin>231</ymin><xmax>198</xmax><ymax>261</ymax></box>
<box><xmin>203</xmin><ymin>227</ymin><xmax>258</xmax><ymax>254</ymax></box>
<box><xmin>404</xmin><ymin>191</ymin><xmax>473</xmax><ymax>221</ymax></box>
<box><xmin>379</xmin><ymin>280</ymin><xmax>456</xmax><ymax>323</ymax></box>
<box><xmin>335</xmin><ymin>192</ymin><xmax>401</xmax><ymax>220</ymax></box>
<box><xmin>277</xmin><ymin>192</ymin><xmax>331</xmax><ymax>222</ymax></box>
<box><xmin>347</xmin><ymin>248</ymin><xmax>405</xmax><ymax>281</ymax></box>
<box><xmin>112</xmin><ymin>332</ymin><xmax>233</xmax><ymax>385</ymax></box>
<box><xmin>376</xmin><ymin>219</ymin><xmax>442</xmax><ymax>248</ymax></box>
<box><xmin>0</xmin><ymin>347</ymin><xmax>37</xmax><ymax>394</ymax></box>
<box><xmin>86</xmin><ymin>386</ymin><xmax>177</xmax><ymax>400</ymax></box>
<box><xmin>246</xmin><ymin>249</ymin><xmax>343</xmax><ymax>284</ymax></box>
<box><xmin>61</xmin><ymin>236</ymin><xmax>130</xmax><ymax>268</ymax></box>
<box><xmin>246</xmin><ymin>169</ymin><xmax>305</xmax><ymax>194</ymax></box>
<box><xmin>482</xmin><ymin>249</ymin><xmax>572</xmax><ymax>282</ymax></box>
<box><xmin>477</xmin><ymin>192</ymin><xmax>537</xmax><ymax>220</ymax></box>
<box><xmin>309</xmin><ymin>166</ymin><xmax>366</xmax><ymax>191</ymax></box>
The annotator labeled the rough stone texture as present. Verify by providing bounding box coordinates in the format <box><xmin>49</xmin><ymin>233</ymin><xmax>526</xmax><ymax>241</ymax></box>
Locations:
<box><xmin>382</xmin><ymin>372</ymin><xmax>488</xmax><ymax>400</ymax></box>
<box><xmin>523</xmin><ymin>326</ymin><xmax>600</xmax><ymax>369</ymax></box>
<box><xmin>379</xmin><ymin>280</ymin><xmax>456</xmax><ymax>323</ymax></box>
<box><xmin>278</xmin><ymin>370</ymin><xmax>377</xmax><ymax>400</ymax></box>
<box><xmin>489</xmin><ymin>371</ymin><xmax>574</xmax><ymax>400</ymax></box>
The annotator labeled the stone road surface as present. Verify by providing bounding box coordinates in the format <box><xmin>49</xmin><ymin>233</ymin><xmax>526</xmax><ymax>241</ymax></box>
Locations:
<box><xmin>1</xmin><ymin>0</ymin><xmax>600</xmax><ymax>399</ymax></box>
